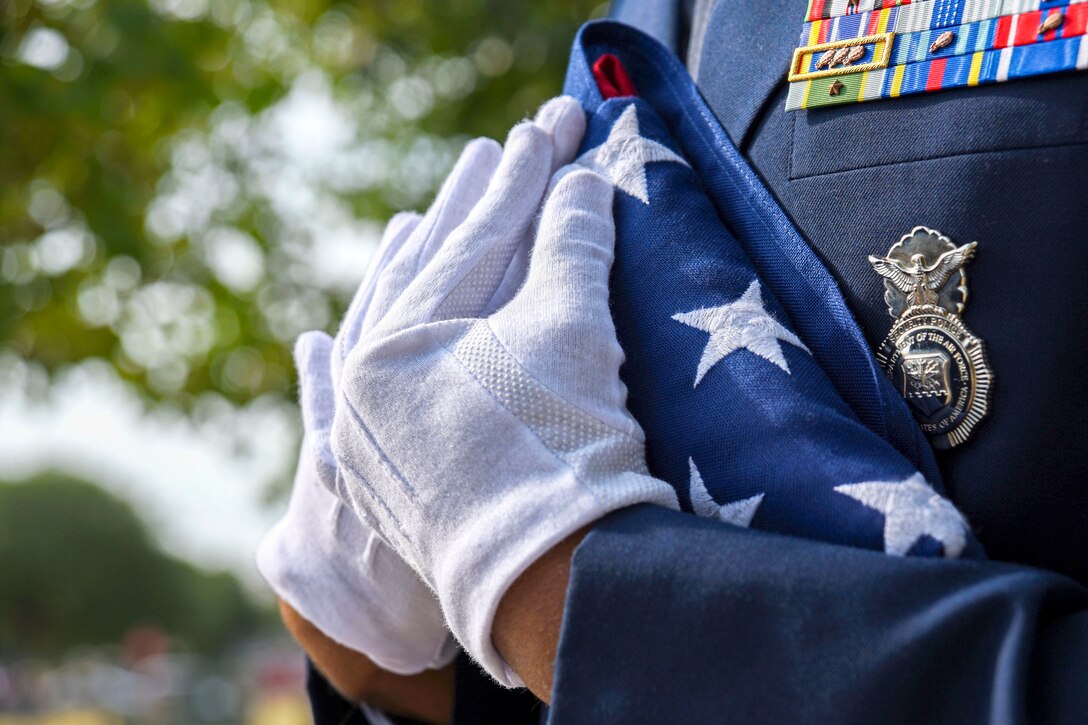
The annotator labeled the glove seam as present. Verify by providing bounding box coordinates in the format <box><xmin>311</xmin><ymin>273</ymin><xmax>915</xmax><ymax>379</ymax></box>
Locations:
<box><xmin>340</xmin><ymin>390</ymin><xmax>420</xmax><ymax>500</ymax></box>
<box><xmin>333</xmin><ymin>414</ymin><xmax>416</xmax><ymax>553</ymax></box>
<box><xmin>439</xmin><ymin>325</ymin><xmax>659</xmax><ymax>522</ymax></box>
<box><xmin>474</xmin><ymin>319</ymin><xmax>646</xmax><ymax>445</ymax></box>
<box><xmin>430</xmin><ymin>228</ymin><xmax>521</xmax><ymax>320</ymax></box>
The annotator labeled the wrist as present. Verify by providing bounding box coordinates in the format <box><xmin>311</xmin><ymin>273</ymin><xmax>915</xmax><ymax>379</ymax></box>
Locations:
<box><xmin>492</xmin><ymin>525</ymin><xmax>590</xmax><ymax>702</ymax></box>
<box><xmin>426</xmin><ymin>466</ymin><xmax>672</xmax><ymax>686</ymax></box>
<box><xmin>279</xmin><ymin>599</ymin><xmax>455</xmax><ymax>725</ymax></box>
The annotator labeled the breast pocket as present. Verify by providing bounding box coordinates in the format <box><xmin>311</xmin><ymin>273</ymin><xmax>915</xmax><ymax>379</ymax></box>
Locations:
<box><xmin>789</xmin><ymin>71</ymin><xmax>1088</xmax><ymax>180</ymax></box>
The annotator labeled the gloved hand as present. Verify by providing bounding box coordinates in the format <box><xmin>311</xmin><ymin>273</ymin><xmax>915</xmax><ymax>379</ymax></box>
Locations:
<box><xmin>257</xmin><ymin>96</ymin><xmax>589</xmax><ymax>676</ymax></box>
<box><xmin>257</xmin><ymin>209</ymin><xmax>459</xmax><ymax>673</ymax></box>
<box><xmin>331</xmin><ymin>144</ymin><xmax>681</xmax><ymax>683</ymax></box>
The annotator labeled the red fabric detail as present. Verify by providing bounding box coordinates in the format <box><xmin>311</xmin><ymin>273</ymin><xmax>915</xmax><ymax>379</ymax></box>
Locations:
<box><xmin>867</xmin><ymin>11</ymin><xmax>881</xmax><ymax>35</ymax></box>
<box><xmin>1016</xmin><ymin>11</ymin><xmax>1045</xmax><ymax>45</ymax></box>
<box><xmin>1066</xmin><ymin>5</ymin><xmax>1088</xmax><ymax>37</ymax></box>
<box><xmin>995</xmin><ymin>14</ymin><xmax>1014</xmax><ymax>48</ymax></box>
<box><xmin>926</xmin><ymin>57</ymin><xmax>947</xmax><ymax>92</ymax></box>
<box><xmin>592</xmin><ymin>54</ymin><xmax>639</xmax><ymax>99</ymax></box>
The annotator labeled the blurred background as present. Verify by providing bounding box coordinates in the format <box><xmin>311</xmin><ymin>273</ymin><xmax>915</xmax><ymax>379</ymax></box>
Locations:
<box><xmin>0</xmin><ymin>1</ymin><xmax>599</xmax><ymax>721</ymax></box>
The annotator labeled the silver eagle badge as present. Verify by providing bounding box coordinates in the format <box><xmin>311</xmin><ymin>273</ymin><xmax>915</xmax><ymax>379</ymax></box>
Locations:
<box><xmin>869</xmin><ymin>227</ymin><xmax>993</xmax><ymax>449</ymax></box>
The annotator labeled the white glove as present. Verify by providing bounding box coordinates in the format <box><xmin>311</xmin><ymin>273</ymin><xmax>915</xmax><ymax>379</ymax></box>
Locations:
<box><xmin>257</xmin><ymin>97</ymin><xmax>589</xmax><ymax>675</ymax></box>
<box><xmin>332</xmin><ymin>154</ymin><xmax>681</xmax><ymax>683</ymax></box>
<box><xmin>256</xmin><ymin>428</ymin><xmax>461</xmax><ymax>673</ymax></box>
<box><xmin>258</xmin><ymin>211</ymin><xmax>461</xmax><ymax>673</ymax></box>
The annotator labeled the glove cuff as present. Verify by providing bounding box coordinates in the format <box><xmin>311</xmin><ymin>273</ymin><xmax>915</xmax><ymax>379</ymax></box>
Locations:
<box><xmin>435</xmin><ymin>468</ymin><xmax>677</xmax><ymax>686</ymax></box>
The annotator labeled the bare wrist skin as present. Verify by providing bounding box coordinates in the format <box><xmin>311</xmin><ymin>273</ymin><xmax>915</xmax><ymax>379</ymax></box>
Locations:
<box><xmin>492</xmin><ymin>527</ymin><xmax>590</xmax><ymax>703</ymax></box>
<box><xmin>278</xmin><ymin>599</ymin><xmax>454</xmax><ymax>725</ymax></box>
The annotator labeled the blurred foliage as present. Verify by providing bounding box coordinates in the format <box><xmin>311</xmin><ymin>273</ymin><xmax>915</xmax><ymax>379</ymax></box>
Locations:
<box><xmin>0</xmin><ymin>0</ymin><xmax>601</xmax><ymax>406</ymax></box>
<box><xmin>0</xmin><ymin>472</ymin><xmax>261</xmax><ymax>658</ymax></box>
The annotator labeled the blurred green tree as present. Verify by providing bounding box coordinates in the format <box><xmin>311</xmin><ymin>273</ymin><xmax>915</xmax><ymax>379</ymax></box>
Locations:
<box><xmin>0</xmin><ymin>472</ymin><xmax>260</xmax><ymax>658</ymax></box>
<box><xmin>0</xmin><ymin>0</ymin><xmax>600</xmax><ymax>406</ymax></box>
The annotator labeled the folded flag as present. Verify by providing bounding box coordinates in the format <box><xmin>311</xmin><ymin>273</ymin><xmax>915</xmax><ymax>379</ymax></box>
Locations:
<box><xmin>568</xmin><ymin>28</ymin><xmax>983</xmax><ymax>559</ymax></box>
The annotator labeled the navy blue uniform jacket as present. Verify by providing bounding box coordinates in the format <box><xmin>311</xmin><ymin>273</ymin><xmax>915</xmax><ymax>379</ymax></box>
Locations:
<box><xmin>542</xmin><ymin>3</ymin><xmax>1088</xmax><ymax>724</ymax></box>
<box><xmin>306</xmin><ymin>4</ymin><xmax>1087</xmax><ymax>723</ymax></box>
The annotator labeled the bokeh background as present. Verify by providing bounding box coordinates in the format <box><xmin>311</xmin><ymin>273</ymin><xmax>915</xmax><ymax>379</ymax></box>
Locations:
<box><xmin>0</xmin><ymin>1</ymin><xmax>599</xmax><ymax>721</ymax></box>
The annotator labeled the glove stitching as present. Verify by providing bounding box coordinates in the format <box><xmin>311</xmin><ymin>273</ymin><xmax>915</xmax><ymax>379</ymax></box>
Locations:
<box><xmin>480</xmin><ymin>319</ymin><xmax>646</xmax><ymax>444</ymax></box>
<box><xmin>446</xmin><ymin>322</ymin><xmax>648</xmax><ymax>479</ymax></box>
<box><xmin>341</xmin><ymin>392</ymin><xmax>420</xmax><ymax>501</ymax></box>
<box><xmin>434</xmin><ymin>234</ymin><xmax>521</xmax><ymax>321</ymax></box>
<box><xmin>341</xmin><ymin>461</ymin><xmax>412</xmax><ymax>548</ymax></box>
<box><xmin>335</xmin><ymin>399</ymin><xmax>419</xmax><ymax>553</ymax></box>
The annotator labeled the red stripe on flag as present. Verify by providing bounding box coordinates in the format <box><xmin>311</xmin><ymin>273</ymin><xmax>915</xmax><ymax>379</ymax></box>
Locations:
<box><xmin>994</xmin><ymin>13</ymin><xmax>1014</xmax><ymax>48</ymax></box>
<box><xmin>867</xmin><ymin>11</ymin><xmax>880</xmax><ymax>35</ymax></box>
<box><xmin>926</xmin><ymin>57</ymin><xmax>947</xmax><ymax>92</ymax></box>
<box><xmin>809</xmin><ymin>0</ymin><xmax>827</xmax><ymax>22</ymax></box>
<box><xmin>820</xmin><ymin>20</ymin><xmax>832</xmax><ymax>43</ymax></box>
<box><xmin>1066</xmin><ymin>4</ymin><xmax>1088</xmax><ymax>36</ymax></box>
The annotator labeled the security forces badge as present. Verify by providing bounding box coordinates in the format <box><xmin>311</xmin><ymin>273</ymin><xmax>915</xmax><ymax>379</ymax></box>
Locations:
<box><xmin>869</xmin><ymin>227</ymin><xmax>992</xmax><ymax>449</ymax></box>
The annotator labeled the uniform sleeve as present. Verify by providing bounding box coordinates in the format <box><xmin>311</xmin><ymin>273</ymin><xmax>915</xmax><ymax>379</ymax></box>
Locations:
<box><xmin>550</xmin><ymin>505</ymin><xmax>1088</xmax><ymax>724</ymax></box>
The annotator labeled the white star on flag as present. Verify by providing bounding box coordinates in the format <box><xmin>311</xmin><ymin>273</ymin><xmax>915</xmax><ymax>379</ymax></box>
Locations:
<box><xmin>672</xmin><ymin>279</ymin><xmax>811</xmax><ymax>387</ymax></box>
<box><xmin>575</xmin><ymin>103</ymin><xmax>688</xmax><ymax>204</ymax></box>
<box><xmin>688</xmin><ymin>458</ymin><xmax>764</xmax><ymax>527</ymax></box>
<box><xmin>835</xmin><ymin>473</ymin><xmax>968</xmax><ymax>558</ymax></box>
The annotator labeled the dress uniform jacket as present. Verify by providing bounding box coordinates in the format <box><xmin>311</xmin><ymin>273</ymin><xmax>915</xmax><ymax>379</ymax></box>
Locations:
<box><xmin>307</xmin><ymin>2</ymin><xmax>1088</xmax><ymax>722</ymax></box>
<box><xmin>544</xmin><ymin>3</ymin><xmax>1088</xmax><ymax>723</ymax></box>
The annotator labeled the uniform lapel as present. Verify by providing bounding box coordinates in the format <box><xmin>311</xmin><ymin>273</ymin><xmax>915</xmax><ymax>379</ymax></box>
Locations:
<box><xmin>689</xmin><ymin>0</ymin><xmax>799</xmax><ymax>146</ymax></box>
